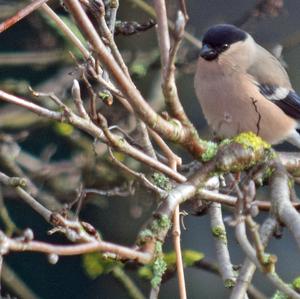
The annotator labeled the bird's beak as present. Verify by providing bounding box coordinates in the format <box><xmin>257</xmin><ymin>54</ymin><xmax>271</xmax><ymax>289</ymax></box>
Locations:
<box><xmin>199</xmin><ymin>44</ymin><xmax>218</xmax><ymax>61</ymax></box>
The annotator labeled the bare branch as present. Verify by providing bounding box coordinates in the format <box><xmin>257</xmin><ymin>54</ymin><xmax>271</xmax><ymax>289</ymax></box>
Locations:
<box><xmin>0</xmin><ymin>90</ymin><xmax>185</xmax><ymax>182</ymax></box>
<box><xmin>0</xmin><ymin>231</ymin><xmax>152</xmax><ymax>264</ymax></box>
<box><xmin>230</xmin><ymin>218</ymin><xmax>277</xmax><ymax>299</ymax></box>
<box><xmin>209</xmin><ymin>202</ymin><xmax>236</xmax><ymax>287</ymax></box>
<box><xmin>0</xmin><ymin>0</ymin><xmax>49</xmax><ymax>33</ymax></box>
<box><xmin>270</xmin><ymin>162</ymin><xmax>300</xmax><ymax>250</ymax></box>
<box><xmin>40</xmin><ymin>3</ymin><xmax>90</xmax><ymax>60</ymax></box>
<box><xmin>63</xmin><ymin>0</ymin><xmax>207</xmax><ymax>156</ymax></box>
<box><xmin>0</xmin><ymin>172</ymin><xmax>52</xmax><ymax>222</ymax></box>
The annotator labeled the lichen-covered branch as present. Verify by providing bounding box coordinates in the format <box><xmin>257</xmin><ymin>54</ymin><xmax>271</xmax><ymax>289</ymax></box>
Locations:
<box><xmin>209</xmin><ymin>202</ymin><xmax>236</xmax><ymax>288</ymax></box>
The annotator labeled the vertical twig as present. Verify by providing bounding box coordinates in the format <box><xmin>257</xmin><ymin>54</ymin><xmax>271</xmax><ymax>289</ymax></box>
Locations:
<box><xmin>171</xmin><ymin>161</ymin><xmax>187</xmax><ymax>299</ymax></box>
<box><xmin>179</xmin><ymin>0</ymin><xmax>189</xmax><ymax>21</ymax></box>
<box><xmin>173</xmin><ymin>205</ymin><xmax>187</xmax><ymax>299</ymax></box>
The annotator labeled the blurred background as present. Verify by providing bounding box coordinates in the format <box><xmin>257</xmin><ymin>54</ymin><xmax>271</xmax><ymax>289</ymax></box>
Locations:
<box><xmin>1</xmin><ymin>0</ymin><xmax>300</xmax><ymax>298</ymax></box>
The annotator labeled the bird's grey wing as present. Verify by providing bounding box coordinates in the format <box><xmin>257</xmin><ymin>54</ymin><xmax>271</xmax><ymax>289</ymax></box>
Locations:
<box><xmin>258</xmin><ymin>83</ymin><xmax>300</xmax><ymax>120</ymax></box>
<box><xmin>247</xmin><ymin>44</ymin><xmax>292</xmax><ymax>88</ymax></box>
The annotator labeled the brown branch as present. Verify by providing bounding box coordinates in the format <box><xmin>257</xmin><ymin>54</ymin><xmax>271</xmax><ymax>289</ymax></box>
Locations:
<box><xmin>0</xmin><ymin>231</ymin><xmax>151</xmax><ymax>264</ymax></box>
<box><xmin>40</xmin><ymin>3</ymin><xmax>90</xmax><ymax>60</ymax></box>
<box><xmin>148</xmin><ymin>128</ymin><xmax>182</xmax><ymax>167</ymax></box>
<box><xmin>0</xmin><ymin>89</ymin><xmax>186</xmax><ymax>182</ymax></box>
<box><xmin>63</xmin><ymin>0</ymin><xmax>207</xmax><ymax>157</ymax></box>
<box><xmin>161</xmin><ymin>10</ymin><xmax>188</xmax><ymax>122</ymax></box>
<box><xmin>179</xmin><ymin>0</ymin><xmax>189</xmax><ymax>21</ymax></box>
<box><xmin>0</xmin><ymin>172</ymin><xmax>52</xmax><ymax>222</ymax></box>
<box><xmin>0</xmin><ymin>0</ymin><xmax>49</xmax><ymax>33</ymax></box>
<box><xmin>108</xmin><ymin>148</ymin><xmax>167</xmax><ymax>198</ymax></box>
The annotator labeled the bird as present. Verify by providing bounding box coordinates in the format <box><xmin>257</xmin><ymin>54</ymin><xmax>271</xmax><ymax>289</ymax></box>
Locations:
<box><xmin>194</xmin><ymin>24</ymin><xmax>300</xmax><ymax>148</ymax></box>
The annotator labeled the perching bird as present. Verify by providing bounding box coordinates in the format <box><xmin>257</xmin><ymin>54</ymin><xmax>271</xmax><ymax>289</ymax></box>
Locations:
<box><xmin>194</xmin><ymin>24</ymin><xmax>300</xmax><ymax>147</ymax></box>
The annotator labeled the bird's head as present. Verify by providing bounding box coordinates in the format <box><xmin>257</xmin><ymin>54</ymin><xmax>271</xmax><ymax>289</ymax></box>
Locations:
<box><xmin>199</xmin><ymin>24</ymin><xmax>252</xmax><ymax>64</ymax></box>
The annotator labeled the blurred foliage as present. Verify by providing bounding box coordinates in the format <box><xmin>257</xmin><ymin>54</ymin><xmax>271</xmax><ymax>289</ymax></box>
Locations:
<box><xmin>138</xmin><ymin>249</ymin><xmax>204</xmax><ymax>282</ymax></box>
<box><xmin>54</xmin><ymin>123</ymin><xmax>74</xmax><ymax>136</ymax></box>
<box><xmin>82</xmin><ymin>252</ymin><xmax>123</xmax><ymax>279</ymax></box>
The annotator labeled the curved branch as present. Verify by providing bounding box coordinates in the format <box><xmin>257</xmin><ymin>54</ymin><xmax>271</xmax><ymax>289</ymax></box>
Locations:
<box><xmin>270</xmin><ymin>162</ymin><xmax>300</xmax><ymax>250</ymax></box>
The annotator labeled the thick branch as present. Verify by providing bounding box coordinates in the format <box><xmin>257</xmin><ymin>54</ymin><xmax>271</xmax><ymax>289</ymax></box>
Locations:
<box><xmin>270</xmin><ymin>162</ymin><xmax>300</xmax><ymax>250</ymax></box>
<box><xmin>230</xmin><ymin>217</ymin><xmax>277</xmax><ymax>299</ymax></box>
<box><xmin>209</xmin><ymin>202</ymin><xmax>236</xmax><ymax>287</ymax></box>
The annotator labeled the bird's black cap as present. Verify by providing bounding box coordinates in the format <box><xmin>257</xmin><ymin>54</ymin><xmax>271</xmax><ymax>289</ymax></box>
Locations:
<box><xmin>202</xmin><ymin>24</ymin><xmax>247</xmax><ymax>48</ymax></box>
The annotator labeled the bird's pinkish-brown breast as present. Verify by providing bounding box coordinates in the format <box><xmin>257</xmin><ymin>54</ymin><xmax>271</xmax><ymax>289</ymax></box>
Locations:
<box><xmin>194</xmin><ymin>58</ymin><xmax>297</xmax><ymax>144</ymax></box>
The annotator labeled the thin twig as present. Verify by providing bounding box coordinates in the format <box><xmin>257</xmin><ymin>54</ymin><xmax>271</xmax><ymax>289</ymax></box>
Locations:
<box><xmin>0</xmin><ymin>172</ymin><xmax>52</xmax><ymax>222</ymax></box>
<box><xmin>172</xmin><ymin>167</ymin><xmax>187</xmax><ymax>299</ymax></box>
<box><xmin>108</xmin><ymin>148</ymin><xmax>167</xmax><ymax>198</ymax></box>
<box><xmin>179</xmin><ymin>0</ymin><xmax>189</xmax><ymax>21</ymax></box>
<box><xmin>0</xmin><ymin>0</ymin><xmax>49</xmax><ymax>33</ymax></box>
<box><xmin>0</xmin><ymin>231</ymin><xmax>152</xmax><ymax>264</ymax></box>
<box><xmin>40</xmin><ymin>3</ymin><xmax>90</xmax><ymax>60</ymax></box>
<box><xmin>0</xmin><ymin>89</ymin><xmax>186</xmax><ymax>182</ymax></box>
<box><xmin>72</xmin><ymin>79</ymin><xmax>89</xmax><ymax>120</ymax></box>
<box><xmin>63</xmin><ymin>0</ymin><xmax>206</xmax><ymax>156</ymax></box>
<box><xmin>97</xmin><ymin>0</ymin><xmax>130</xmax><ymax>77</ymax></box>
<box><xmin>126</xmin><ymin>0</ymin><xmax>202</xmax><ymax>48</ymax></box>
<box><xmin>148</xmin><ymin>128</ymin><xmax>182</xmax><ymax>166</ymax></box>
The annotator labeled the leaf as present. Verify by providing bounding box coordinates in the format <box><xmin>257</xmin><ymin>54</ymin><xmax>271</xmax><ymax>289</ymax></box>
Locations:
<box><xmin>82</xmin><ymin>253</ymin><xmax>122</xmax><ymax>279</ymax></box>
<box><xmin>54</xmin><ymin>123</ymin><xmax>74</xmax><ymax>136</ymax></box>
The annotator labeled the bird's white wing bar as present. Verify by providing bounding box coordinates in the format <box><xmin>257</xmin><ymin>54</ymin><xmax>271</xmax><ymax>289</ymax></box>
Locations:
<box><xmin>258</xmin><ymin>84</ymin><xmax>300</xmax><ymax>120</ymax></box>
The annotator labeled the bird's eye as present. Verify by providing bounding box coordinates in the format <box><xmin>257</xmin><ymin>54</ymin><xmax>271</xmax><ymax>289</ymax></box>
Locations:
<box><xmin>220</xmin><ymin>44</ymin><xmax>230</xmax><ymax>52</ymax></box>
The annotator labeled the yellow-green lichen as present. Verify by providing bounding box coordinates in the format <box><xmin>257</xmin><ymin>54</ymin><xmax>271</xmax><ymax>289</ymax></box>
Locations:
<box><xmin>211</xmin><ymin>226</ymin><xmax>227</xmax><ymax>243</ymax></box>
<box><xmin>151</xmin><ymin>172</ymin><xmax>172</xmax><ymax>191</ymax></box>
<box><xmin>288</xmin><ymin>177</ymin><xmax>295</xmax><ymax>189</ymax></box>
<box><xmin>200</xmin><ymin>140</ymin><xmax>218</xmax><ymax>161</ymax></box>
<box><xmin>224</xmin><ymin>278</ymin><xmax>236</xmax><ymax>288</ymax></box>
<box><xmin>232</xmin><ymin>132</ymin><xmax>270</xmax><ymax>152</ymax></box>
<box><xmin>151</xmin><ymin>214</ymin><xmax>171</xmax><ymax>234</ymax></box>
<box><xmin>150</xmin><ymin>241</ymin><xmax>167</xmax><ymax>288</ymax></box>
<box><xmin>139</xmin><ymin>249</ymin><xmax>204</xmax><ymax>285</ymax></box>
<box><xmin>216</xmin><ymin>132</ymin><xmax>274</xmax><ymax>173</ymax></box>
<box><xmin>151</xmin><ymin>256</ymin><xmax>167</xmax><ymax>288</ymax></box>
<box><xmin>261</xmin><ymin>166</ymin><xmax>275</xmax><ymax>182</ymax></box>
<box><xmin>219</xmin><ymin>138</ymin><xmax>231</xmax><ymax>146</ymax></box>
<box><xmin>137</xmin><ymin>229</ymin><xmax>154</xmax><ymax>245</ymax></box>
